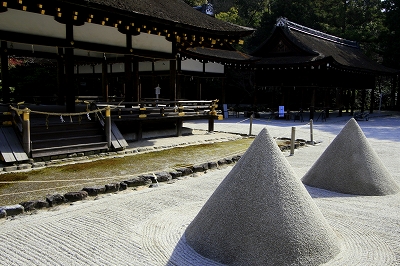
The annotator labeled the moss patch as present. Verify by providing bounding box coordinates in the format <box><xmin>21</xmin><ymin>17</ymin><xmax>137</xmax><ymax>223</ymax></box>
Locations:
<box><xmin>0</xmin><ymin>138</ymin><xmax>254</xmax><ymax>206</ymax></box>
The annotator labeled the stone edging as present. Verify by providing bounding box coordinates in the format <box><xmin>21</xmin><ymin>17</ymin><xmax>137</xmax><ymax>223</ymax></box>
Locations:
<box><xmin>0</xmin><ymin>155</ymin><xmax>242</xmax><ymax>219</ymax></box>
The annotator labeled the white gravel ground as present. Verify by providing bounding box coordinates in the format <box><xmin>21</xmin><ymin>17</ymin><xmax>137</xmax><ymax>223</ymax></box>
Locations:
<box><xmin>0</xmin><ymin>112</ymin><xmax>400</xmax><ymax>265</ymax></box>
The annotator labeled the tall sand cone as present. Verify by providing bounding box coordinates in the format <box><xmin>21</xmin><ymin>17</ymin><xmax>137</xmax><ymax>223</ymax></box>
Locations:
<box><xmin>185</xmin><ymin>127</ymin><xmax>340</xmax><ymax>265</ymax></box>
<box><xmin>302</xmin><ymin>118</ymin><xmax>400</xmax><ymax>196</ymax></box>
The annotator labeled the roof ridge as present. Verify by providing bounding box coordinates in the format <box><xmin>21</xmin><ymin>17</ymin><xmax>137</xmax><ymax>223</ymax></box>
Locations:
<box><xmin>276</xmin><ymin>17</ymin><xmax>359</xmax><ymax>48</ymax></box>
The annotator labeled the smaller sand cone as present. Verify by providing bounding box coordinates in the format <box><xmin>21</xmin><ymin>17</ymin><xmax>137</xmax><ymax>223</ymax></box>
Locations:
<box><xmin>302</xmin><ymin>118</ymin><xmax>400</xmax><ymax>196</ymax></box>
<box><xmin>185</xmin><ymin>127</ymin><xmax>339</xmax><ymax>265</ymax></box>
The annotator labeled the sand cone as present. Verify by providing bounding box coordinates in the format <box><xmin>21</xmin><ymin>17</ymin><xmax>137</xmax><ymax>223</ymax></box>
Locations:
<box><xmin>185</xmin><ymin>127</ymin><xmax>339</xmax><ymax>265</ymax></box>
<box><xmin>302</xmin><ymin>118</ymin><xmax>400</xmax><ymax>196</ymax></box>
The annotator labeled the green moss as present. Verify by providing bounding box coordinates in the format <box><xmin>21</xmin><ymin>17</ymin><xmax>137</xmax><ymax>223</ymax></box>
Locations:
<box><xmin>0</xmin><ymin>138</ymin><xmax>254</xmax><ymax>206</ymax></box>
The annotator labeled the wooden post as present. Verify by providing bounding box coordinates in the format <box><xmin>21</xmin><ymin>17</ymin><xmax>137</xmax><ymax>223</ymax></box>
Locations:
<box><xmin>105</xmin><ymin>106</ymin><xmax>111</xmax><ymax>148</ymax></box>
<box><xmin>208</xmin><ymin>100</ymin><xmax>218</xmax><ymax>133</ymax></box>
<box><xmin>208</xmin><ymin>117</ymin><xmax>214</xmax><ymax>133</ymax></box>
<box><xmin>290</xmin><ymin>126</ymin><xmax>296</xmax><ymax>156</ymax></box>
<box><xmin>137</xmin><ymin>121</ymin><xmax>143</xmax><ymax>140</ymax></box>
<box><xmin>177</xmin><ymin>118</ymin><xmax>183</xmax><ymax>136</ymax></box>
<box><xmin>22</xmin><ymin>108</ymin><xmax>31</xmax><ymax>156</ymax></box>
<box><xmin>248</xmin><ymin>114</ymin><xmax>253</xmax><ymax>136</ymax></box>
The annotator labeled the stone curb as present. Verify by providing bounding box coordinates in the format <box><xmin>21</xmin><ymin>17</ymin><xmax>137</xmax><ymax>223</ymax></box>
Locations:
<box><xmin>0</xmin><ymin>134</ymin><xmax>243</xmax><ymax>174</ymax></box>
<box><xmin>0</xmin><ymin>154</ymin><xmax>242</xmax><ymax>219</ymax></box>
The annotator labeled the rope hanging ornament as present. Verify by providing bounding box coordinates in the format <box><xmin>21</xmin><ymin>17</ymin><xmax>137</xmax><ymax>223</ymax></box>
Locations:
<box><xmin>9</xmin><ymin>101</ymin><xmax>123</xmax><ymax>127</ymax></box>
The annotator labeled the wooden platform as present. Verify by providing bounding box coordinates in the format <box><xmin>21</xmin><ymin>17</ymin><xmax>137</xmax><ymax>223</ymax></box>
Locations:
<box><xmin>0</xmin><ymin>127</ymin><xmax>29</xmax><ymax>163</ymax></box>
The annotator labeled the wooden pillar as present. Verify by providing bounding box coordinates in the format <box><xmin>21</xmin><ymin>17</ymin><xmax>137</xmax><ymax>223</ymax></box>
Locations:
<box><xmin>350</xmin><ymin>88</ymin><xmax>356</xmax><ymax>115</ymax></box>
<box><xmin>65</xmin><ymin>22</ymin><xmax>75</xmax><ymax>112</ymax></box>
<box><xmin>124</xmin><ymin>33</ymin><xmax>133</xmax><ymax>107</ymax></box>
<box><xmin>361</xmin><ymin>88</ymin><xmax>366</xmax><ymax>113</ymax></box>
<box><xmin>170</xmin><ymin>59</ymin><xmax>177</xmax><ymax>100</ymax></box>
<box><xmin>309</xmin><ymin>87</ymin><xmax>315</xmax><ymax>120</ymax></box>
<box><xmin>196</xmin><ymin>77</ymin><xmax>201</xmax><ymax>100</ymax></box>
<box><xmin>65</xmin><ymin>47</ymin><xmax>75</xmax><ymax>112</ymax></box>
<box><xmin>1</xmin><ymin>41</ymin><xmax>10</xmax><ymax>103</ymax></box>
<box><xmin>396</xmin><ymin>75</ymin><xmax>400</xmax><ymax>111</ymax></box>
<box><xmin>324</xmin><ymin>88</ymin><xmax>330</xmax><ymax>118</ymax></box>
<box><xmin>56</xmin><ymin>47</ymin><xmax>65</xmax><ymax>105</ymax></box>
<box><xmin>369</xmin><ymin>85</ymin><xmax>375</xmax><ymax>114</ymax></box>
<box><xmin>220</xmin><ymin>77</ymin><xmax>226</xmax><ymax>104</ymax></box>
<box><xmin>133</xmin><ymin>57</ymin><xmax>139</xmax><ymax>102</ymax></box>
<box><xmin>151</xmin><ymin>61</ymin><xmax>156</xmax><ymax>89</ymax></box>
<box><xmin>124</xmin><ymin>54</ymin><xmax>133</xmax><ymax>106</ymax></box>
<box><xmin>176</xmin><ymin>56</ymin><xmax>182</xmax><ymax>100</ymax></box>
<box><xmin>337</xmin><ymin>88</ymin><xmax>343</xmax><ymax>117</ymax></box>
<box><xmin>102</xmin><ymin>57</ymin><xmax>108</xmax><ymax>102</ymax></box>
<box><xmin>390</xmin><ymin>75</ymin><xmax>397</xmax><ymax>110</ymax></box>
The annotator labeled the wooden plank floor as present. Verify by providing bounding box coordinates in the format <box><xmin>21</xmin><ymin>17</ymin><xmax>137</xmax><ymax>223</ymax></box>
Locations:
<box><xmin>0</xmin><ymin>127</ymin><xmax>29</xmax><ymax>163</ymax></box>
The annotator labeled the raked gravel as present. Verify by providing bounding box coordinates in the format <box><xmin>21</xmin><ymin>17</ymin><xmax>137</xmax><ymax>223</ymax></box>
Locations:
<box><xmin>0</xmin><ymin>114</ymin><xmax>400</xmax><ymax>265</ymax></box>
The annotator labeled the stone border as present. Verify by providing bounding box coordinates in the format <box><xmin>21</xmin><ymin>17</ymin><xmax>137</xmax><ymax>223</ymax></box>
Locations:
<box><xmin>0</xmin><ymin>133</ymin><xmax>244</xmax><ymax>173</ymax></box>
<box><xmin>0</xmin><ymin>155</ymin><xmax>242</xmax><ymax>219</ymax></box>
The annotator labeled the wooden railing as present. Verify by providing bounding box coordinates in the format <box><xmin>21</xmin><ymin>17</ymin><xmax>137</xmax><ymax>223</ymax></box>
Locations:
<box><xmin>93</xmin><ymin>99</ymin><xmax>221</xmax><ymax>139</ymax></box>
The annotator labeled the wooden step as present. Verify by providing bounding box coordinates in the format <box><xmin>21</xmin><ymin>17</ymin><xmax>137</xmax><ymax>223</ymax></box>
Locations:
<box><xmin>31</xmin><ymin>128</ymin><xmax>103</xmax><ymax>141</ymax></box>
<box><xmin>31</xmin><ymin>135</ymin><xmax>106</xmax><ymax>149</ymax></box>
<box><xmin>31</xmin><ymin>142</ymin><xmax>109</xmax><ymax>158</ymax></box>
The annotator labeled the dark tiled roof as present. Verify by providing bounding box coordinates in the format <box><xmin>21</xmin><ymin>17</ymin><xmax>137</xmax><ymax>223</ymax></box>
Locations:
<box><xmin>253</xmin><ymin>18</ymin><xmax>397</xmax><ymax>74</ymax></box>
<box><xmin>65</xmin><ymin>0</ymin><xmax>253</xmax><ymax>35</ymax></box>
<box><xmin>183</xmin><ymin>47</ymin><xmax>259</xmax><ymax>63</ymax></box>
<box><xmin>289</xmin><ymin>30</ymin><xmax>396</xmax><ymax>73</ymax></box>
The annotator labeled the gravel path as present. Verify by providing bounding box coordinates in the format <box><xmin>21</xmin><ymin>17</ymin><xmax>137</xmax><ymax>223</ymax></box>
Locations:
<box><xmin>0</xmin><ymin>112</ymin><xmax>400</xmax><ymax>265</ymax></box>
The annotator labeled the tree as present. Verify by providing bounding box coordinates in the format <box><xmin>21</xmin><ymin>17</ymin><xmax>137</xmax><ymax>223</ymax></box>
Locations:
<box><xmin>183</xmin><ymin>0</ymin><xmax>206</xmax><ymax>7</ymax></box>
<box><xmin>381</xmin><ymin>0</ymin><xmax>400</xmax><ymax>69</ymax></box>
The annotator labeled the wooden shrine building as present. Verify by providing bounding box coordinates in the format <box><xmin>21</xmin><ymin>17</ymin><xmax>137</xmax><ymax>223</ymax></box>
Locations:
<box><xmin>0</xmin><ymin>0</ymin><xmax>257</xmax><ymax>161</ymax></box>
<box><xmin>0</xmin><ymin>0</ymin><xmax>255</xmax><ymax>111</ymax></box>
<box><xmin>252</xmin><ymin>17</ymin><xmax>399</xmax><ymax>119</ymax></box>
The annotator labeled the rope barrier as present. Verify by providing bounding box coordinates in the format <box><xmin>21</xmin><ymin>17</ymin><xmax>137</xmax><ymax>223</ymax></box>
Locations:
<box><xmin>9</xmin><ymin>101</ymin><xmax>123</xmax><ymax>117</ymax></box>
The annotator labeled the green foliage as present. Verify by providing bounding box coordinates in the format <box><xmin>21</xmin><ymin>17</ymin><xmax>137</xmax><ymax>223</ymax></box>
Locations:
<box><xmin>380</xmin><ymin>0</ymin><xmax>400</xmax><ymax>69</ymax></box>
<box><xmin>183</xmin><ymin>0</ymin><xmax>207</xmax><ymax>6</ymax></box>
<box><xmin>216</xmin><ymin>7</ymin><xmax>243</xmax><ymax>25</ymax></box>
